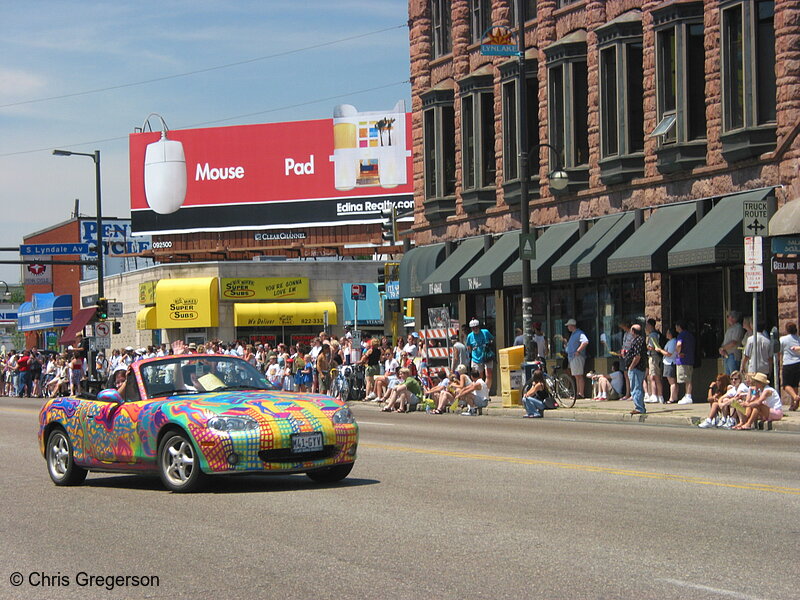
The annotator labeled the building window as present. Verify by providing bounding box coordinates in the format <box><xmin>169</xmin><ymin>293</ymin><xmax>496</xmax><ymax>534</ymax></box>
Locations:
<box><xmin>499</xmin><ymin>59</ymin><xmax>540</xmax><ymax>204</ymax></box>
<box><xmin>719</xmin><ymin>0</ymin><xmax>776</xmax><ymax>161</ymax></box>
<box><xmin>470</xmin><ymin>0</ymin><xmax>491</xmax><ymax>44</ymax></box>
<box><xmin>652</xmin><ymin>2</ymin><xmax>707</xmax><ymax>173</ymax></box>
<box><xmin>422</xmin><ymin>88</ymin><xmax>456</xmax><ymax>219</ymax></box>
<box><xmin>431</xmin><ymin>0</ymin><xmax>453</xmax><ymax>59</ymax></box>
<box><xmin>596</xmin><ymin>12</ymin><xmax>645</xmax><ymax>184</ymax></box>
<box><xmin>509</xmin><ymin>0</ymin><xmax>538</xmax><ymax>25</ymax></box>
<box><xmin>460</xmin><ymin>70</ymin><xmax>496</xmax><ymax>212</ymax></box>
<box><xmin>545</xmin><ymin>31</ymin><xmax>589</xmax><ymax>193</ymax></box>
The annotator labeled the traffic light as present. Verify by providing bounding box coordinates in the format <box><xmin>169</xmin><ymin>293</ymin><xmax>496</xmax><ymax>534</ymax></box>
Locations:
<box><xmin>381</xmin><ymin>205</ymin><xmax>397</xmax><ymax>244</ymax></box>
<box><xmin>377</xmin><ymin>267</ymin><xmax>386</xmax><ymax>295</ymax></box>
<box><xmin>112</xmin><ymin>321</ymin><xmax>121</xmax><ymax>335</ymax></box>
<box><xmin>96</xmin><ymin>298</ymin><xmax>108</xmax><ymax>321</ymax></box>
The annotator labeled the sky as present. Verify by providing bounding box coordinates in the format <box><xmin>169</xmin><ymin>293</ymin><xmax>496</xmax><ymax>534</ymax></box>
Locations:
<box><xmin>0</xmin><ymin>0</ymin><xmax>411</xmax><ymax>284</ymax></box>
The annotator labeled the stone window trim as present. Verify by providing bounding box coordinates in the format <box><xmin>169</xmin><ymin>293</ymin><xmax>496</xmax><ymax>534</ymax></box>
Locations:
<box><xmin>499</xmin><ymin>53</ymin><xmax>542</xmax><ymax>205</ymax></box>
<box><xmin>458</xmin><ymin>70</ymin><xmax>497</xmax><ymax>213</ymax></box>
<box><xmin>545</xmin><ymin>30</ymin><xmax>590</xmax><ymax>195</ymax></box>
<box><xmin>596</xmin><ymin>11</ymin><xmax>645</xmax><ymax>185</ymax></box>
<box><xmin>652</xmin><ymin>1</ymin><xmax>708</xmax><ymax>174</ymax></box>
<box><xmin>421</xmin><ymin>87</ymin><xmax>457</xmax><ymax>221</ymax></box>
<box><xmin>718</xmin><ymin>0</ymin><xmax>777</xmax><ymax>163</ymax></box>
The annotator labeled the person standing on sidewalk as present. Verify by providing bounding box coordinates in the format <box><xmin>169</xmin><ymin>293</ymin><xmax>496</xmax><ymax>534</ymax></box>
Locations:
<box><xmin>779</xmin><ymin>322</ymin><xmax>800</xmax><ymax>411</ymax></box>
<box><xmin>674</xmin><ymin>320</ymin><xmax>696</xmax><ymax>404</ymax></box>
<box><xmin>466</xmin><ymin>319</ymin><xmax>495</xmax><ymax>393</ymax></box>
<box><xmin>626</xmin><ymin>324</ymin><xmax>648</xmax><ymax>415</ymax></box>
<box><xmin>719</xmin><ymin>311</ymin><xmax>744</xmax><ymax>375</ymax></box>
<box><xmin>740</xmin><ymin>316</ymin><xmax>772</xmax><ymax>377</ymax></box>
<box><xmin>565</xmin><ymin>319</ymin><xmax>589</xmax><ymax>399</ymax></box>
<box><xmin>645</xmin><ymin>319</ymin><xmax>664</xmax><ymax>403</ymax></box>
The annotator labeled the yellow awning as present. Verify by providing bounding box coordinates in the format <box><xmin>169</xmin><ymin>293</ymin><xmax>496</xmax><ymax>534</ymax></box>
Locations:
<box><xmin>156</xmin><ymin>277</ymin><xmax>219</xmax><ymax>329</ymax></box>
<box><xmin>234</xmin><ymin>302</ymin><xmax>338</xmax><ymax>327</ymax></box>
<box><xmin>136</xmin><ymin>306</ymin><xmax>158</xmax><ymax>330</ymax></box>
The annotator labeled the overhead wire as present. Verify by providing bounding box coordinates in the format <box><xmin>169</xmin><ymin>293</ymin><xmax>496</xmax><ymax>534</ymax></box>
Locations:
<box><xmin>0</xmin><ymin>23</ymin><xmax>407</xmax><ymax>109</ymax></box>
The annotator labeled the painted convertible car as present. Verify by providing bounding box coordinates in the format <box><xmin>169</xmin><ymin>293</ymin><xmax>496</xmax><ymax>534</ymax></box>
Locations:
<box><xmin>39</xmin><ymin>355</ymin><xmax>358</xmax><ymax>492</ymax></box>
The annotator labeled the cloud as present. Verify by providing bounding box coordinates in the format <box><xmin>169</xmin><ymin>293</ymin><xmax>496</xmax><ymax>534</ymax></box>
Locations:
<box><xmin>0</xmin><ymin>68</ymin><xmax>47</xmax><ymax>102</ymax></box>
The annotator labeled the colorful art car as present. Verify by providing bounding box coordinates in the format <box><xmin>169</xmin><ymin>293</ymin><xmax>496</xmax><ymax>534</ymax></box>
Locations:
<box><xmin>39</xmin><ymin>354</ymin><xmax>358</xmax><ymax>492</ymax></box>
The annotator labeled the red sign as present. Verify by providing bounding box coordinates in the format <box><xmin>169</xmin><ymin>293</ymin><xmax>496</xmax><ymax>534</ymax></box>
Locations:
<box><xmin>129</xmin><ymin>105</ymin><xmax>413</xmax><ymax>235</ymax></box>
<box><xmin>351</xmin><ymin>284</ymin><xmax>367</xmax><ymax>301</ymax></box>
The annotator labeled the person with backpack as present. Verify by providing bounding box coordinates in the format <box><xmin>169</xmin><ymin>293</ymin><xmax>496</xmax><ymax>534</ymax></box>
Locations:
<box><xmin>466</xmin><ymin>319</ymin><xmax>495</xmax><ymax>394</ymax></box>
<box><xmin>644</xmin><ymin>318</ymin><xmax>665</xmax><ymax>404</ymax></box>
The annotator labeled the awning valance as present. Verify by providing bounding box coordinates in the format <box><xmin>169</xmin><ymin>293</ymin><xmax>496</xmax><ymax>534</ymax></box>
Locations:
<box><xmin>155</xmin><ymin>277</ymin><xmax>219</xmax><ymax>329</ymax></box>
<box><xmin>136</xmin><ymin>306</ymin><xmax>158</xmax><ymax>330</ymax></box>
<box><xmin>17</xmin><ymin>293</ymin><xmax>72</xmax><ymax>332</ymax></box>
<box><xmin>421</xmin><ymin>237</ymin><xmax>486</xmax><ymax>296</ymax></box>
<box><xmin>551</xmin><ymin>213</ymin><xmax>635</xmax><ymax>281</ymax></box>
<box><xmin>503</xmin><ymin>222</ymin><xmax>582</xmax><ymax>287</ymax></box>
<box><xmin>399</xmin><ymin>243</ymin><xmax>447</xmax><ymax>298</ymax></box>
<box><xmin>59</xmin><ymin>307</ymin><xmax>97</xmax><ymax>345</ymax></box>
<box><xmin>234</xmin><ymin>302</ymin><xmax>338</xmax><ymax>327</ymax></box>
<box><xmin>459</xmin><ymin>231</ymin><xmax>520</xmax><ymax>291</ymax></box>
<box><xmin>607</xmin><ymin>203</ymin><xmax>698</xmax><ymax>274</ymax></box>
<box><xmin>668</xmin><ymin>188</ymin><xmax>774</xmax><ymax>269</ymax></box>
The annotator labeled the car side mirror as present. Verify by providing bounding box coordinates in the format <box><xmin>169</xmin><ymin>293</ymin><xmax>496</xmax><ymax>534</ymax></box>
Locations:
<box><xmin>97</xmin><ymin>389</ymin><xmax>124</xmax><ymax>404</ymax></box>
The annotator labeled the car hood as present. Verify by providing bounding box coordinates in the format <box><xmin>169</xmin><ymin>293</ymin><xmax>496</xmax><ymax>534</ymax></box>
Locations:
<box><xmin>154</xmin><ymin>389</ymin><xmax>346</xmax><ymax>422</ymax></box>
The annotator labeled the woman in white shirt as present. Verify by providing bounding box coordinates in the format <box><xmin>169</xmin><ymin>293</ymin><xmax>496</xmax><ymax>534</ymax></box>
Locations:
<box><xmin>698</xmin><ymin>372</ymin><xmax>746</xmax><ymax>428</ymax></box>
<box><xmin>779</xmin><ymin>322</ymin><xmax>800</xmax><ymax>411</ymax></box>
<box><xmin>659</xmin><ymin>328</ymin><xmax>679</xmax><ymax>403</ymax></box>
<box><xmin>734</xmin><ymin>372</ymin><xmax>783</xmax><ymax>429</ymax></box>
<box><xmin>373</xmin><ymin>349</ymin><xmax>399</xmax><ymax>402</ymax></box>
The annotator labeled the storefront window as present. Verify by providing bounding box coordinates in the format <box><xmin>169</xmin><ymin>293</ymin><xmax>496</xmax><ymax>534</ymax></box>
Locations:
<box><xmin>549</xmin><ymin>285</ymin><xmax>573</xmax><ymax>356</ymax></box>
<box><xmin>466</xmin><ymin>292</ymin><xmax>496</xmax><ymax>338</ymax></box>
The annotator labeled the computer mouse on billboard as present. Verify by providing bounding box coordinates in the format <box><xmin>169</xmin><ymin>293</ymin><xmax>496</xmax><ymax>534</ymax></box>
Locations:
<box><xmin>144</xmin><ymin>134</ymin><xmax>187</xmax><ymax>214</ymax></box>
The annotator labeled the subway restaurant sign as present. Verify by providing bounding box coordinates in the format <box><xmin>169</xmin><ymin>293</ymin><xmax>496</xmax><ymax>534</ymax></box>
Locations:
<box><xmin>221</xmin><ymin>278</ymin><xmax>309</xmax><ymax>301</ymax></box>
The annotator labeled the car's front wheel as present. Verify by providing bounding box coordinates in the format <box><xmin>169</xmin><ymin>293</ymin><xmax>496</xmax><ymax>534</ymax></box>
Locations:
<box><xmin>158</xmin><ymin>432</ymin><xmax>207</xmax><ymax>492</ymax></box>
<box><xmin>47</xmin><ymin>428</ymin><xmax>87</xmax><ymax>486</ymax></box>
<box><xmin>306</xmin><ymin>462</ymin><xmax>354</xmax><ymax>483</ymax></box>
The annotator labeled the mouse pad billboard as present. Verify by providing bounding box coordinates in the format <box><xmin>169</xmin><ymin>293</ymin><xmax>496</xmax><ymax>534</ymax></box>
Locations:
<box><xmin>129</xmin><ymin>101</ymin><xmax>413</xmax><ymax>235</ymax></box>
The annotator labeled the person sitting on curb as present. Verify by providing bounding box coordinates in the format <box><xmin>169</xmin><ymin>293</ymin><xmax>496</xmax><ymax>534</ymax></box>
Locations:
<box><xmin>589</xmin><ymin>361</ymin><xmax>624</xmax><ymax>401</ymax></box>
<box><xmin>733</xmin><ymin>372</ymin><xmax>784</xmax><ymax>430</ymax></box>
<box><xmin>372</xmin><ymin>348</ymin><xmax>399</xmax><ymax>402</ymax></box>
<box><xmin>698</xmin><ymin>371</ymin><xmax>748</xmax><ymax>429</ymax></box>
<box><xmin>455</xmin><ymin>368</ymin><xmax>490</xmax><ymax>416</ymax></box>
<box><xmin>425</xmin><ymin>369</ymin><xmax>452</xmax><ymax>414</ymax></box>
<box><xmin>733</xmin><ymin>373</ymin><xmax>783</xmax><ymax>430</ymax></box>
<box><xmin>381</xmin><ymin>368</ymin><xmax>423</xmax><ymax>413</ymax></box>
<box><xmin>522</xmin><ymin>369</ymin><xmax>549</xmax><ymax>418</ymax></box>
<box><xmin>447</xmin><ymin>364</ymin><xmax>473</xmax><ymax>413</ymax></box>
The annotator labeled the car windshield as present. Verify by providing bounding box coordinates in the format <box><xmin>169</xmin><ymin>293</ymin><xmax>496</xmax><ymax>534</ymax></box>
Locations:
<box><xmin>139</xmin><ymin>355</ymin><xmax>277</xmax><ymax>399</ymax></box>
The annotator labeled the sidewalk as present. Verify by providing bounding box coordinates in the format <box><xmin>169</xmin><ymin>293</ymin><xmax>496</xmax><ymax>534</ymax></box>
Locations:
<box><xmin>480</xmin><ymin>396</ymin><xmax>800</xmax><ymax>431</ymax></box>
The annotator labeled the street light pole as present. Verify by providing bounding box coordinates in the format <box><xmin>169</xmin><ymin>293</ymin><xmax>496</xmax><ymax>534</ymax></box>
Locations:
<box><xmin>517</xmin><ymin>0</ymin><xmax>534</xmax><ymax>363</ymax></box>
<box><xmin>52</xmin><ymin>150</ymin><xmax>104</xmax><ymax>299</ymax></box>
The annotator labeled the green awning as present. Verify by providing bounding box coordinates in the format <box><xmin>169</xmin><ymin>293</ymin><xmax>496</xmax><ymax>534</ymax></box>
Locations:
<box><xmin>668</xmin><ymin>188</ymin><xmax>774</xmax><ymax>269</ymax></box>
<box><xmin>607</xmin><ymin>203</ymin><xmax>698</xmax><ymax>274</ymax></box>
<box><xmin>399</xmin><ymin>243</ymin><xmax>446</xmax><ymax>298</ymax></box>
<box><xmin>551</xmin><ymin>213</ymin><xmax>636</xmax><ymax>281</ymax></box>
<box><xmin>459</xmin><ymin>231</ymin><xmax>520</xmax><ymax>291</ymax></box>
<box><xmin>420</xmin><ymin>236</ymin><xmax>486</xmax><ymax>295</ymax></box>
<box><xmin>503</xmin><ymin>221</ymin><xmax>582</xmax><ymax>287</ymax></box>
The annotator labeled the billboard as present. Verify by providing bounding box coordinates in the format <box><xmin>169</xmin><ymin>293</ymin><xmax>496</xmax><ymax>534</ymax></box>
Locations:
<box><xmin>79</xmin><ymin>220</ymin><xmax>153</xmax><ymax>280</ymax></box>
<box><xmin>129</xmin><ymin>102</ymin><xmax>413</xmax><ymax>235</ymax></box>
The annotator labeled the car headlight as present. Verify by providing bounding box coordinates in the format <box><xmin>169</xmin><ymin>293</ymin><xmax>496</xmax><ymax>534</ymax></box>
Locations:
<box><xmin>207</xmin><ymin>416</ymin><xmax>259</xmax><ymax>432</ymax></box>
<box><xmin>332</xmin><ymin>406</ymin><xmax>356</xmax><ymax>425</ymax></box>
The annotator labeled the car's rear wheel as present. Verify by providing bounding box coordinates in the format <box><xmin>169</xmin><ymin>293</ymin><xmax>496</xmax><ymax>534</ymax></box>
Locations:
<box><xmin>158</xmin><ymin>432</ymin><xmax>207</xmax><ymax>492</ymax></box>
<box><xmin>47</xmin><ymin>428</ymin><xmax>87</xmax><ymax>486</ymax></box>
<box><xmin>306</xmin><ymin>462</ymin><xmax>354</xmax><ymax>483</ymax></box>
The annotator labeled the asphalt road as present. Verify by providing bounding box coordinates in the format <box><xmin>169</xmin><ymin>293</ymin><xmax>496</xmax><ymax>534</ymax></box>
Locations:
<box><xmin>1</xmin><ymin>397</ymin><xmax>798</xmax><ymax>600</ymax></box>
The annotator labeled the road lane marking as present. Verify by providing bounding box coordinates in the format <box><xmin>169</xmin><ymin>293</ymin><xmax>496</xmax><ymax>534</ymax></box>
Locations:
<box><xmin>355</xmin><ymin>421</ymin><xmax>396</xmax><ymax>426</ymax></box>
<box><xmin>0</xmin><ymin>406</ymin><xmax>41</xmax><ymax>414</ymax></box>
<box><xmin>362</xmin><ymin>443</ymin><xmax>800</xmax><ymax>496</ymax></box>
<box><xmin>658</xmin><ymin>578</ymin><xmax>767</xmax><ymax>600</ymax></box>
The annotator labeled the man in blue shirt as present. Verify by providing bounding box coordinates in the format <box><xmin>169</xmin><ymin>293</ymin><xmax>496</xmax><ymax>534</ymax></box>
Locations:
<box><xmin>566</xmin><ymin>318</ymin><xmax>589</xmax><ymax>398</ymax></box>
<box><xmin>466</xmin><ymin>319</ymin><xmax>494</xmax><ymax>393</ymax></box>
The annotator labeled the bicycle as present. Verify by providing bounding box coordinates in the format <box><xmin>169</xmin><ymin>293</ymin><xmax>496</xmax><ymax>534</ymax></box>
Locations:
<box><xmin>521</xmin><ymin>358</ymin><xmax>577</xmax><ymax>408</ymax></box>
<box><xmin>329</xmin><ymin>365</ymin><xmax>363</xmax><ymax>402</ymax></box>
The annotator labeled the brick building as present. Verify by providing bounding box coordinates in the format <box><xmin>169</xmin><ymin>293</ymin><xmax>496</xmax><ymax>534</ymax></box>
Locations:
<box><xmin>402</xmin><ymin>0</ymin><xmax>800</xmax><ymax>377</ymax></box>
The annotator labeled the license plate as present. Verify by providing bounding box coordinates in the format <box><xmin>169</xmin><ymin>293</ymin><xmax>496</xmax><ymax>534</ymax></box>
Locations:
<box><xmin>291</xmin><ymin>432</ymin><xmax>323</xmax><ymax>453</ymax></box>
